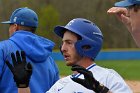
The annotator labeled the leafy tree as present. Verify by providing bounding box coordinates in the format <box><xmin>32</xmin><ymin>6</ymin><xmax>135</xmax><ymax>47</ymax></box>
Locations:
<box><xmin>37</xmin><ymin>5</ymin><xmax>61</xmax><ymax>48</ymax></box>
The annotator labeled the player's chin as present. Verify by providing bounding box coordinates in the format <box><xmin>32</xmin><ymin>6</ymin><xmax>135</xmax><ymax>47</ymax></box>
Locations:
<box><xmin>65</xmin><ymin>61</ymin><xmax>74</xmax><ymax>66</ymax></box>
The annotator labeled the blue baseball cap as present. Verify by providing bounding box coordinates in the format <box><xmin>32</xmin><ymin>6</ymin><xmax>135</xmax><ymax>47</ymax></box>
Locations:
<box><xmin>115</xmin><ymin>0</ymin><xmax>140</xmax><ymax>7</ymax></box>
<box><xmin>1</xmin><ymin>7</ymin><xmax>38</xmax><ymax>27</ymax></box>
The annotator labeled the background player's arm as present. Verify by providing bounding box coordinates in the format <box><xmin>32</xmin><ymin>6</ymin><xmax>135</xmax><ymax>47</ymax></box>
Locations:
<box><xmin>107</xmin><ymin>7</ymin><xmax>132</xmax><ymax>32</ymax></box>
<box><xmin>107</xmin><ymin>7</ymin><xmax>140</xmax><ymax>47</ymax></box>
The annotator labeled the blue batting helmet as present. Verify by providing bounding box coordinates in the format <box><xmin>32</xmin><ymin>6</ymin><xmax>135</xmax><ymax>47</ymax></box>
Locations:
<box><xmin>54</xmin><ymin>18</ymin><xmax>103</xmax><ymax>60</ymax></box>
<box><xmin>1</xmin><ymin>7</ymin><xmax>38</xmax><ymax>27</ymax></box>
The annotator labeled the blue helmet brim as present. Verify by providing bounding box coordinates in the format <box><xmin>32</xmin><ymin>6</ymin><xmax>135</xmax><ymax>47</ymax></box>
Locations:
<box><xmin>1</xmin><ymin>21</ymin><xmax>12</xmax><ymax>24</ymax></box>
<box><xmin>54</xmin><ymin>25</ymin><xmax>81</xmax><ymax>38</ymax></box>
<box><xmin>115</xmin><ymin>0</ymin><xmax>134</xmax><ymax>7</ymax></box>
<box><xmin>54</xmin><ymin>26</ymin><xmax>68</xmax><ymax>38</ymax></box>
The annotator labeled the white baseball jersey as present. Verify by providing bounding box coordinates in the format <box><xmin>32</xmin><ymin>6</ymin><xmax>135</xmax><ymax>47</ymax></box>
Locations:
<box><xmin>46</xmin><ymin>63</ymin><xmax>133</xmax><ymax>93</ymax></box>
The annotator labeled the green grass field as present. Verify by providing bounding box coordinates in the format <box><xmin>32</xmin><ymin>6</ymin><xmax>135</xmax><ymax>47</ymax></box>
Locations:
<box><xmin>56</xmin><ymin>60</ymin><xmax>140</xmax><ymax>80</ymax></box>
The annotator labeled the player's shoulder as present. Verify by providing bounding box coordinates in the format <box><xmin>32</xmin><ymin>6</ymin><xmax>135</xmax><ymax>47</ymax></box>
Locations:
<box><xmin>0</xmin><ymin>40</ymin><xmax>11</xmax><ymax>49</ymax></box>
<box><xmin>92</xmin><ymin>65</ymin><xmax>129</xmax><ymax>85</ymax></box>
<box><xmin>0</xmin><ymin>39</ymin><xmax>12</xmax><ymax>45</ymax></box>
<box><xmin>90</xmin><ymin>65</ymin><xmax>112</xmax><ymax>73</ymax></box>
<box><xmin>94</xmin><ymin>65</ymin><xmax>117</xmax><ymax>72</ymax></box>
<box><xmin>91</xmin><ymin>65</ymin><xmax>122</xmax><ymax>79</ymax></box>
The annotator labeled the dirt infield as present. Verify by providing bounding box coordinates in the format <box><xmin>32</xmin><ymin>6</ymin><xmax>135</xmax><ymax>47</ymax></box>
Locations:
<box><xmin>126</xmin><ymin>80</ymin><xmax>140</xmax><ymax>93</ymax></box>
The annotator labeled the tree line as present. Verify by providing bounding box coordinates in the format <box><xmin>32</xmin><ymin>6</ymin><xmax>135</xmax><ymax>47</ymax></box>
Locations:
<box><xmin>0</xmin><ymin>0</ymin><xmax>137</xmax><ymax>49</ymax></box>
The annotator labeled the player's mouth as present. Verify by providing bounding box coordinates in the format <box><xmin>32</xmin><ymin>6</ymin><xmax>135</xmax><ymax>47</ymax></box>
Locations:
<box><xmin>64</xmin><ymin>54</ymin><xmax>70</xmax><ymax>61</ymax></box>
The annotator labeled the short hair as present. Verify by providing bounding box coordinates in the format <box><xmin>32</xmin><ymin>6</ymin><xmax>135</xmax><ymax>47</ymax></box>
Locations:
<box><xmin>128</xmin><ymin>4</ymin><xmax>140</xmax><ymax>12</ymax></box>
<box><xmin>18</xmin><ymin>25</ymin><xmax>36</xmax><ymax>33</ymax></box>
<box><xmin>62</xmin><ymin>30</ymin><xmax>82</xmax><ymax>41</ymax></box>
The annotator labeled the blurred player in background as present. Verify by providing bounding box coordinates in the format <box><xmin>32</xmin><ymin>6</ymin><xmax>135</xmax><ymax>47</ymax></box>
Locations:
<box><xmin>6</xmin><ymin>18</ymin><xmax>132</xmax><ymax>93</ymax></box>
<box><xmin>107</xmin><ymin>0</ymin><xmax>140</xmax><ymax>47</ymax></box>
<box><xmin>0</xmin><ymin>7</ymin><xmax>59</xmax><ymax>93</ymax></box>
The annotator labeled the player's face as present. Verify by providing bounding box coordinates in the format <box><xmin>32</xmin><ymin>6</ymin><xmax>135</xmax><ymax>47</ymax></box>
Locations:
<box><xmin>61</xmin><ymin>31</ymin><xmax>82</xmax><ymax>66</ymax></box>
<box><xmin>128</xmin><ymin>8</ymin><xmax>140</xmax><ymax>32</ymax></box>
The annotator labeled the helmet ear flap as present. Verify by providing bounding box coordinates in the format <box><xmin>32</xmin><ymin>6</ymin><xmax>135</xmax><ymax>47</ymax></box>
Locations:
<box><xmin>75</xmin><ymin>39</ymin><xmax>102</xmax><ymax>60</ymax></box>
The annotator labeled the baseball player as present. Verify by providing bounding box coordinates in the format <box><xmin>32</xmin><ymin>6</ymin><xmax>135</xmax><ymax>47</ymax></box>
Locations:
<box><xmin>0</xmin><ymin>7</ymin><xmax>59</xmax><ymax>93</ymax></box>
<box><xmin>46</xmin><ymin>18</ymin><xmax>132</xmax><ymax>93</ymax></box>
<box><xmin>6</xmin><ymin>18</ymin><xmax>132</xmax><ymax>93</ymax></box>
<box><xmin>107</xmin><ymin>0</ymin><xmax>140</xmax><ymax>47</ymax></box>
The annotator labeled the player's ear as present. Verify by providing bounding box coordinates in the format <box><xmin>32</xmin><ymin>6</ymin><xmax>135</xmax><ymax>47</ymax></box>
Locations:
<box><xmin>14</xmin><ymin>24</ymin><xmax>20</xmax><ymax>31</ymax></box>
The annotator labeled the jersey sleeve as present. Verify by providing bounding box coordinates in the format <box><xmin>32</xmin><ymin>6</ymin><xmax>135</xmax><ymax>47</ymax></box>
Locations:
<box><xmin>106</xmin><ymin>69</ymin><xmax>133</xmax><ymax>93</ymax></box>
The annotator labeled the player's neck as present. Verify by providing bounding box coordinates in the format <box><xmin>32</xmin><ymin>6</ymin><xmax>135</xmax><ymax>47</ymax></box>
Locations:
<box><xmin>77</xmin><ymin>57</ymin><xmax>94</xmax><ymax>68</ymax></box>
